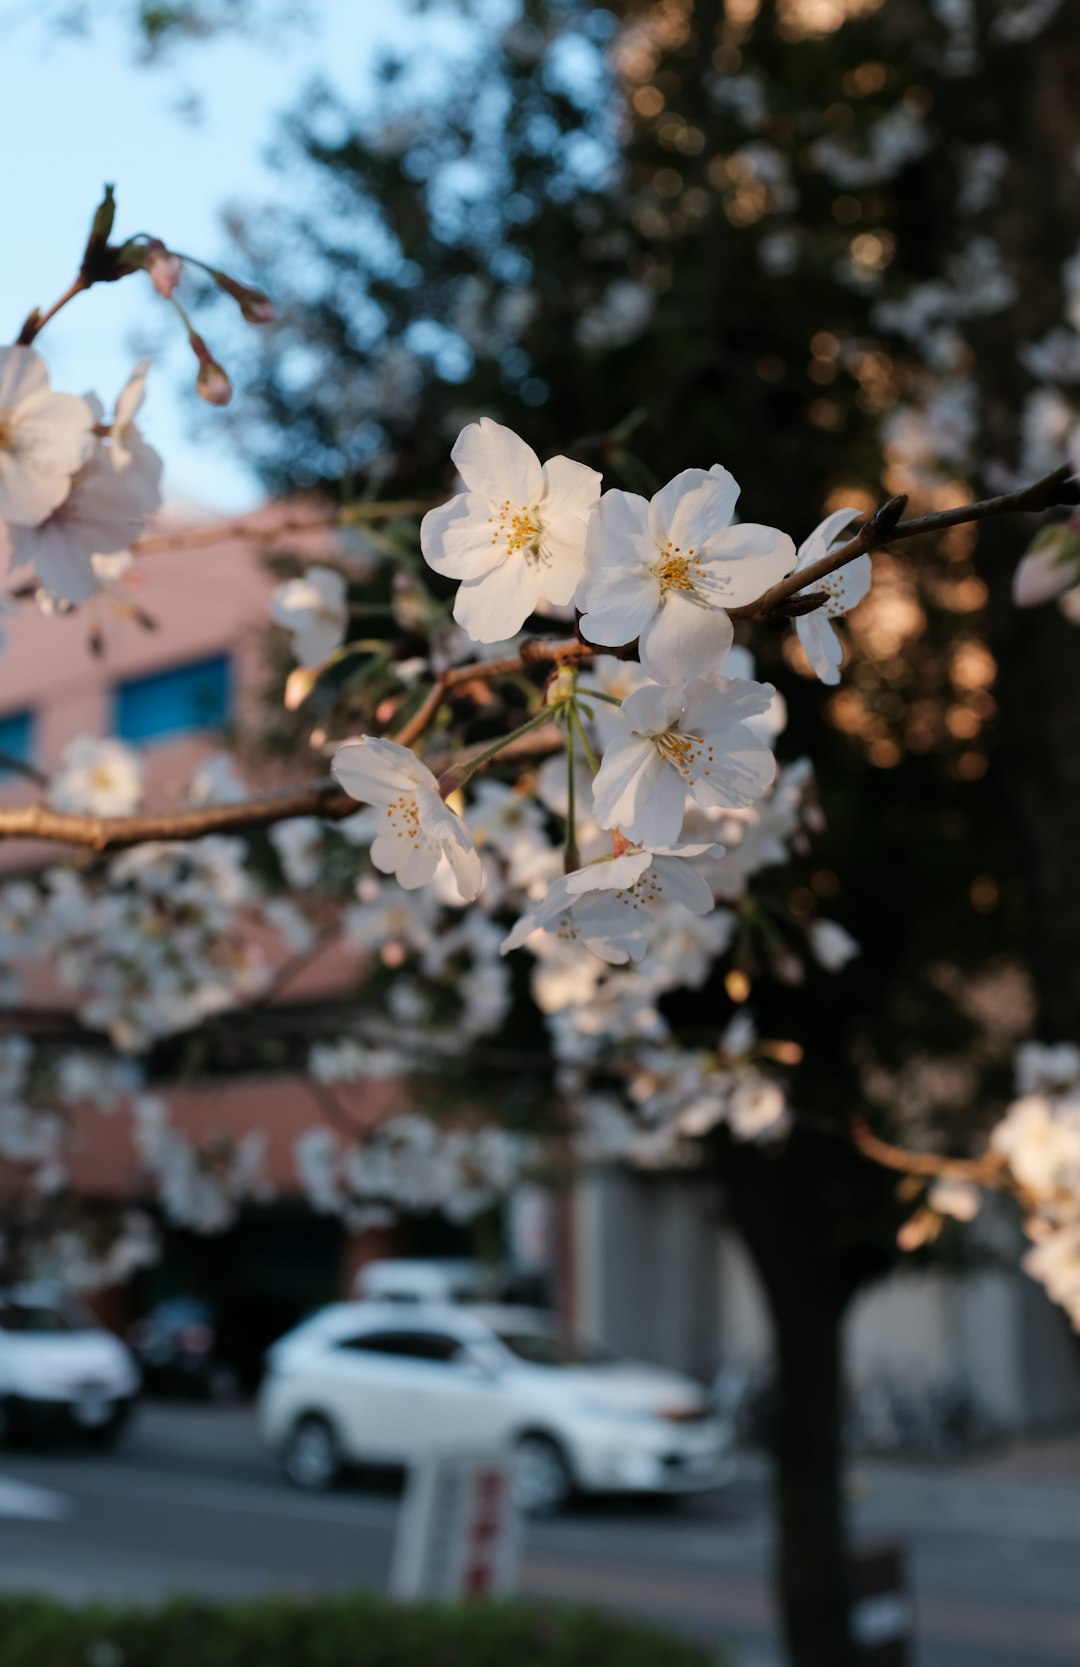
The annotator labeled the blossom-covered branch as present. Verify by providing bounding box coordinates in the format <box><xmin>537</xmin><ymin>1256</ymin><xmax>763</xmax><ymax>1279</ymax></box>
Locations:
<box><xmin>732</xmin><ymin>463</ymin><xmax>1078</xmax><ymax>620</ymax></box>
<box><xmin>0</xmin><ymin>725</ymin><xmax>563</xmax><ymax>850</ymax></box>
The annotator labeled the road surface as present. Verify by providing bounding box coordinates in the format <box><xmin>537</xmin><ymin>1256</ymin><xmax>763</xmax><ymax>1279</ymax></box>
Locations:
<box><xmin>0</xmin><ymin>1403</ymin><xmax>1078</xmax><ymax>1667</ymax></box>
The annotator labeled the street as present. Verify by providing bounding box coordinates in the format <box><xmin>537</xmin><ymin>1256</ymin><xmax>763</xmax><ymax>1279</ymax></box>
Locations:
<box><xmin>0</xmin><ymin>1405</ymin><xmax>1077</xmax><ymax>1666</ymax></box>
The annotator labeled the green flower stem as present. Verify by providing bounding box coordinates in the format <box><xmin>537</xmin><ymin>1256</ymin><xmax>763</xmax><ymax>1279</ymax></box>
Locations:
<box><xmin>565</xmin><ymin>718</ymin><xmax>579</xmax><ymax>874</ymax></box>
<box><xmin>437</xmin><ymin>705</ymin><xmax>555</xmax><ymax>796</ymax></box>
<box><xmin>569</xmin><ymin>703</ymin><xmax>601</xmax><ymax>775</ymax></box>
<box><xmin>575</xmin><ymin>685</ymin><xmax>622</xmax><ymax>706</ymax></box>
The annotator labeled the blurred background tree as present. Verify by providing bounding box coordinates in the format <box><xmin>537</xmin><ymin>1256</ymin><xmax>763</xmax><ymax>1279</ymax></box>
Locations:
<box><xmin>190</xmin><ymin>4</ymin><xmax>1080</xmax><ymax>1661</ymax></box>
<box><xmin>16</xmin><ymin>2</ymin><xmax>1076</xmax><ymax>1662</ymax></box>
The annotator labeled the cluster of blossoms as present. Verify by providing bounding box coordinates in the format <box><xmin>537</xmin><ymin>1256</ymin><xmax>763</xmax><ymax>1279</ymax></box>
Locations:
<box><xmin>0</xmin><ymin>352</ymin><xmax>162</xmax><ymax>610</ymax></box>
<box><xmin>987</xmin><ymin>1044</ymin><xmax>1080</xmax><ymax>1329</ymax></box>
<box><xmin>0</xmin><ymin>1036</ymin><xmax>158</xmax><ymax>1286</ymax></box>
<box><xmin>134</xmin><ymin>1094</ymin><xmax>271</xmax><ymax>1235</ymax></box>
<box><xmin>323</xmin><ymin>420</ymin><xmax>868</xmax><ymax>954</ymax></box>
<box><xmin>294</xmin><ymin>1116</ymin><xmax>523</xmax><ymax>1230</ymax></box>
<box><xmin>0</xmin><ymin>823</ymin><xmax>310</xmax><ymax>1053</ymax></box>
<box><xmin>256</xmin><ymin>423</ymin><xmax>873</xmax><ymax>1188</ymax></box>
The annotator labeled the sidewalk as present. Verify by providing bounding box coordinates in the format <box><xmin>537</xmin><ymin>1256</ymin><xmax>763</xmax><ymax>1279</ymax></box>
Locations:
<box><xmin>847</xmin><ymin>1430</ymin><xmax>1080</xmax><ymax>1540</ymax></box>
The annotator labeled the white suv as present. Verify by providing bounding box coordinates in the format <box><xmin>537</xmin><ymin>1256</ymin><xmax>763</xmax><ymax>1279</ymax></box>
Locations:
<box><xmin>0</xmin><ymin>1283</ymin><xmax>140</xmax><ymax>1445</ymax></box>
<box><xmin>258</xmin><ymin>1302</ymin><xmax>734</xmax><ymax>1515</ymax></box>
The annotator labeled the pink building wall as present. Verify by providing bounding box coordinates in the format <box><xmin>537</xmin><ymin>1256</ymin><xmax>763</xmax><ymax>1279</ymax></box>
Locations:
<box><xmin>2</xmin><ymin>506</ymin><xmax>376</xmax><ymax>1250</ymax></box>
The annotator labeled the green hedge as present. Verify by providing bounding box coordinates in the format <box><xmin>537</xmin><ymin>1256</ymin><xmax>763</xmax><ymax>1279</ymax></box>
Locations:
<box><xmin>0</xmin><ymin>1593</ymin><xmax>721</xmax><ymax>1667</ymax></box>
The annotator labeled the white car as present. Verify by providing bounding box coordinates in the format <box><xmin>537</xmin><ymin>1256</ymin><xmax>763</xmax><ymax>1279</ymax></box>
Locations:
<box><xmin>0</xmin><ymin>1284</ymin><xmax>140</xmax><ymax>1446</ymax></box>
<box><xmin>258</xmin><ymin>1302</ymin><xmax>734</xmax><ymax>1515</ymax></box>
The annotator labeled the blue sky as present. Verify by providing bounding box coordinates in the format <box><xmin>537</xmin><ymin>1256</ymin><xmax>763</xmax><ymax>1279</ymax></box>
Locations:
<box><xmin>0</xmin><ymin>5</ymin><xmax>431</xmax><ymax>508</ymax></box>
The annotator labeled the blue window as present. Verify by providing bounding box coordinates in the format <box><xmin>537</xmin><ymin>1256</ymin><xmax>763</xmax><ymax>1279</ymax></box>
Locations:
<box><xmin>114</xmin><ymin>654</ymin><xmax>231</xmax><ymax>744</ymax></box>
<box><xmin>0</xmin><ymin>710</ymin><xmax>34</xmax><ymax>778</ymax></box>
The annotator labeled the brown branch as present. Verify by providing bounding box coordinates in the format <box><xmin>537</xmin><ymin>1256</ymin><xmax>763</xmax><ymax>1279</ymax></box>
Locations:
<box><xmin>734</xmin><ymin>464</ymin><xmax>1077</xmax><ymax>620</ymax></box>
<box><xmin>16</xmin><ymin>276</ymin><xmax>87</xmax><ymax>347</ymax></box>
<box><xmin>850</xmin><ymin>1113</ymin><xmax>1007</xmax><ymax>1185</ymax></box>
<box><xmin>390</xmin><ymin>638</ymin><xmax>591</xmax><ymax>748</ymax></box>
<box><xmin>0</xmin><ymin>725</ymin><xmax>562</xmax><ymax>852</ymax></box>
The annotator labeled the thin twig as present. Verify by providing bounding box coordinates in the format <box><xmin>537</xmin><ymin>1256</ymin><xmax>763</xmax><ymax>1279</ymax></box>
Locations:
<box><xmin>734</xmin><ymin>465</ymin><xmax>1076</xmax><ymax>620</ymax></box>
<box><xmin>16</xmin><ymin>276</ymin><xmax>87</xmax><ymax>347</ymax></box>
<box><xmin>0</xmin><ymin>725</ymin><xmax>562</xmax><ymax>852</ymax></box>
<box><xmin>850</xmin><ymin>1113</ymin><xmax>1006</xmax><ymax>1185</ymax></box>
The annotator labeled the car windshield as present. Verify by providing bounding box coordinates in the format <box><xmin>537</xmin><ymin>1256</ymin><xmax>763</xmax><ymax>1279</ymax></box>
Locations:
<box><xmin>495</xmin><ymin>1328</ymin><xmax>617</xmax><ymax>1368</ymax></box>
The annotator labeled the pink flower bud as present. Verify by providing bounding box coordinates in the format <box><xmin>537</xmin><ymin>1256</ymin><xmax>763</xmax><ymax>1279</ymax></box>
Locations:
<box><xmin>210</xmin><ymin>269</ymin><xmax>275</xmax><ymax>324</ymax></box>
<box><xmin>197</xmin><ymin>360</ymin><xmax>233</xmax><ymax>407</ymax></box>
<box><xmin>144</xmin><ymin>240</ymin><xmax>182</xmax><ymax>301</ymax></box>
<box><xmin>189</xmin><ymin>330</ymin><xmax>233</xmax><ymax>407</ymax></box>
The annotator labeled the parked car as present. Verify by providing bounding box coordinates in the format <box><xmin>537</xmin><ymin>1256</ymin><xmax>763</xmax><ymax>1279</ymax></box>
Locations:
<box><xmin>0</xmin><ymin>1283</ymin><xmax>140</xmax><ymax>1446</ymax></box>
<box><xmin>354</xmin><ymin>1258</ymin><xmax>500</xmax><ymax>1305</ymax></box>
<box><xmin>258</xmin><ymin>1302</ymin><xmax>735</xmax><ymax>1515</ymax></box>
<box><xmin>129</xmin><ymin>1297</ymin><xmax>239</xmax><ymax>1400</ymax></box>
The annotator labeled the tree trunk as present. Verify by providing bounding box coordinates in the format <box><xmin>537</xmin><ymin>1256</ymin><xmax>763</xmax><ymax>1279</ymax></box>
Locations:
<box><xmin>724</xmin><ymin>1153</ymin><xmax>859</xmax><ymax>1667</ymax></box>
<box><xmin>771</xmin><ymin>1273</ymin><xmax>851</xmax><ymax>1667</ymax></box>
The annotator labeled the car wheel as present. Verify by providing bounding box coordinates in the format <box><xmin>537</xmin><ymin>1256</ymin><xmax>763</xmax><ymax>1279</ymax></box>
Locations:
<box><xmin>84</xmin><ymin>1403</ymin><xmax>133</xmax><ymax>1450</ymax></box>
<box><xmin>513</xmin><ymin>1433</ymin><xmax>572</xmax><ymax>1517</ymax></box>
<box><xmin>283</xmin><ymin>1415</ymin><xmax>340</xmax><ymax>1491</ymax></box>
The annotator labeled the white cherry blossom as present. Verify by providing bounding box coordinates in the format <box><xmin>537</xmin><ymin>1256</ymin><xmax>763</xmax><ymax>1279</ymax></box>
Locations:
<box><xmin>502</xmin><ymin>846</ymin><xmax>715</xmax><ymax>965</ymax></box>
<box><xmin>48</xmin><ymin>737</ymin><xmax>143</xmax><ymax>816</ymax></box>
<box><xmin>270</xmin><ymin>565</ymin><xmax>349</xmax><ymax>666</ymax></box>
<box><xmin>420</xmin><ymin>418</ymin><xmax>601</xmax><ymax>642</ymax></box>
<box><xmin>0</xmin><ymin>347</ymin><xmax>95</xmax><ymax>526</ymax></box>
<box><xmin>7</xmin><ymin>442</ymin><xmax>161</xmax><ymax>605</ymax></box>
<box><xmin>1023</xmin><ymin>1226</ymin><xmax>1080</xmax><ymax>1330</ymax></box>
<box><xmin>102</xmin><ymin>358</ymin><xmax>164</xmax><ymax>515</ymax></box>
<box><xmin>332</xmin><ymin>736</ymin><xmax>483</xmax><ymax>902</ymax></box>
<box><xmin>808</xmin><ymin>918</ymin><xmax>860</xmax><ymax>971</ymax></box>
<box><xmin>577</xmin><ymin>466</ymin><xmax>795</xmax><ymax>684</ymax></box>
<box><xmin>591</xmin><ymin>675</ymin><xmax>777</xmax><ymax>849</ymax></box>
<box><xmin>791</xmin><ymin>508</ymin><xmax>869</xmax><ymax>685</ymax></box>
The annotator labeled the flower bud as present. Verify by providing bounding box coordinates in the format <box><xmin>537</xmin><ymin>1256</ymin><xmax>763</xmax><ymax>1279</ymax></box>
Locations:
<box><xmin>284</xmin><ymin>667</ymin><xmax>317</xmax><ymax>710</ymax></box>
<box><xmin>197</xmin><ymin>360</ymin><xmax>233</xmax><ymax>407</ymax></box>
<box><xmin>144</xmin><ymin>240</ymin><xmax>182</xmax><ymax>301</ymax></box>
<box><xmin>210</xmin><ymin>269</ymin><xmax>275</xmax><ymax>324</ymax></box>
<box><xmin>546</xmin><ymin>665</ymin><xmax>577</xmax><ymax>706</ymax></box>
<box><xmin>189</xmin><ymin>331</ymin><xmax>233</xmax><ymax>407</ymax></box>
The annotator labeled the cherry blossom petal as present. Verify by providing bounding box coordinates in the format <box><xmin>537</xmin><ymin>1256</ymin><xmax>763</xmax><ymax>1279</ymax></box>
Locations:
<box><xmin>541</xmin><ymin>454</ymin><xmax>603</xmax><ymax>522</ymax></box>
<box><xmin>564</xmin><ymin>851</ymin><xmax>653</xmax><ymax>894</ymax></box>
<box><xmin>648</xmin><ymin>855</ymin><xmax>715</xmax><ymax>914</ymax></box>
<box><xmin>420</xmin><ymin>493</ymin><xmax>507</xmax><ymax>581</ymax></box>
<box><xmin>648</xmin><ymin>467</ymin><xmax>740</xmax><ymax>550</ymax></box>
<box><xmin>451</xmin><ymin>417</ymin><xmax>543</xmax><ymax>504</ymax></box>
<box><xmin>638</xmin><ymin>592</ymin><xmax>734</xmax><ymax>684</ymax></box>
<box><xmin>0</xmin><ymin>346</ymin><xmax>48</xmax><ymax>409</ymax></box>
<box><xmin>796</xmin><ymin>611</ymin><xmax>845</xmax><ymax>685</ymax></box>
<box><xmin>373</xmin><ymin>830</ymin><xmax>441</xmax><ymax>889</ymax></box>
<box><xmin>24</xmin><ymin>523</ymin><xmax>97</xmax><ymax>604</ymax></box>
<box><xmin>684</xmin><ymin>721</ymin><xmax>777</xmax><ymax>809</ymax></box>
<box><xmin>592</xmin><ymin>741</ymin><xmax>684</xmax><ymax>847</ymax></box>
<box><xmin>332</xmin><ymin>737</ymin><xmax>436</xmax><ymax>804</ymax></box>
<box><xmin>619</xmin><ymin>681</ymin><xmax>689</xmax><ymax>736</ymax></box>
<box><xmin>0</xmin><ymin>391</ymin><xmax>97</xmax><ymax>525</ymax></box>
<box><xmin>693</xmin><ymin>523</ymin><xmax>797</xmax><ymax>608</ymax></box>
<box><xmin>578</xmin><ymin>565</ymin><xmax>659</xmax><ymax>648</ymax></box>
<box><xmin>416</xmin><ymin>784</ymin><xmax>484</xmax><ymax>902</ymax></box>
<box><xmin>452</xmin><ymin>556</ymin><xmax>545</xmax><ymax>642</ymax></box>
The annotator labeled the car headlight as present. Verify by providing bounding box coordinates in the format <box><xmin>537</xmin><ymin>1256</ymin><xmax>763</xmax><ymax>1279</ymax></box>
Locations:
<box><xmin>656</xmin><ymin>1404</ymin><xmax>711</xmax><ymax>1424</ymax></box>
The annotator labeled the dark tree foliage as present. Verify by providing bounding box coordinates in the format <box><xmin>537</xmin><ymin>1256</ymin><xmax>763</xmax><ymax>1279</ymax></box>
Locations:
<box><xmin>219</xmin><ymin>4</ymin><xmax>1080</xmax><ymax>1662</ymax></box>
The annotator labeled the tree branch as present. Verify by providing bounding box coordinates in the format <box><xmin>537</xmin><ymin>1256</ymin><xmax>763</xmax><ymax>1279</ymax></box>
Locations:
<box><xmin>850</xmin><ymin>1113</ymin><xmax>1006</xmax><ymax>1185</ymax></box>
<box><xmin>734</xmin><ymin>464</ymin><xmax>1077</xmax><ymax>620</ymax></box>
<box><xmin>0</xmin><ymin>725</ymin><xmax>563</xmax><ymax>851</ymax></box>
